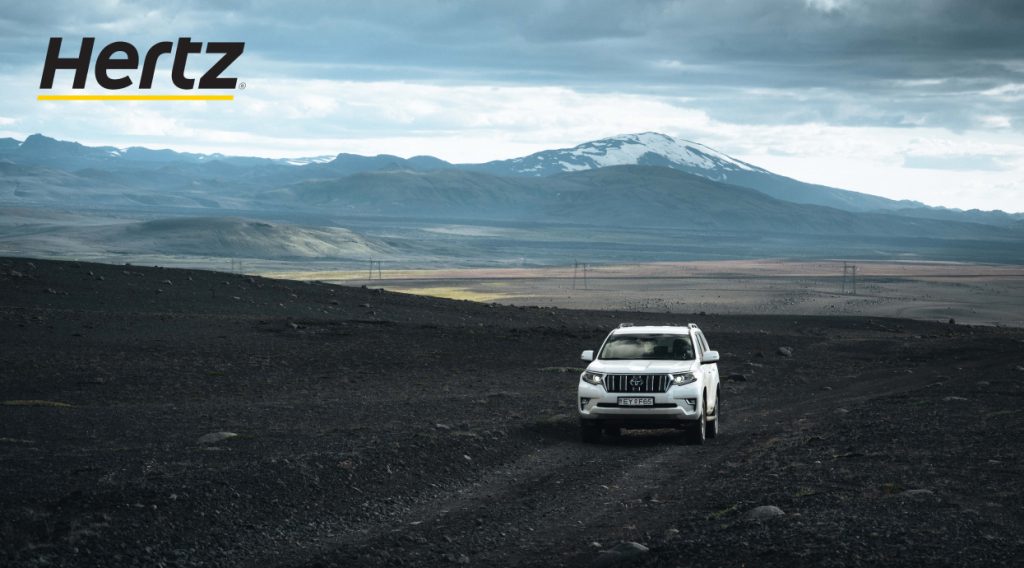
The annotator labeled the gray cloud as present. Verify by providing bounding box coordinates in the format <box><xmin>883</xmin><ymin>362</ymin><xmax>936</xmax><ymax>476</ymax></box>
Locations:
<box><xmin>903</xmin><ymin>154</ymin><xmax>1012</xmax><ymax>171</ymax></box>
<box><xmin>0</xmin><ymin>2</ymin><xmax>1020</xmax><ymax>137</ymax></box>
<box><xmin>3</xmin><ymin>0</ymin><xmax>1021</xmax><ymax>132</ymax></box>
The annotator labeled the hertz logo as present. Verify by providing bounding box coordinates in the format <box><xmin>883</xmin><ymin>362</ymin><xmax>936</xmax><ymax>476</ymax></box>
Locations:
<box><xmin>38</xmin><ymin>37</ymin><xmax>244</xmax><ymax>101</ymax></box>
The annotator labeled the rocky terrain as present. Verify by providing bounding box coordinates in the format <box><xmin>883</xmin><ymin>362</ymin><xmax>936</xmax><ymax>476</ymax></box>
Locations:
<box><xmin>1</xmin><ymin>257</ymin><xmax>1022</xmax><ymax>567</ymax></box>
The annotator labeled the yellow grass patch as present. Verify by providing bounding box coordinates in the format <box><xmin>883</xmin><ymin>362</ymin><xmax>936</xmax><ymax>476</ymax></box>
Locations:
<box><xmin>261</xmin><ymin>270</ymin><xmax>366</xmax><ymax>281</ymax></box>
<box><xmin>386</xmin><ymin>286</ymin><xmax>513</xmax><ymax>302</ymax></box>
<box><xmin>2</xmin><ymin>399</ymin><xmax>73</xmax><ymax>408</ymax></box>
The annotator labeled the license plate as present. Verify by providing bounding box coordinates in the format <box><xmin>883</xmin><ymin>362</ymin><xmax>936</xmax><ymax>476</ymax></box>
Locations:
<box><xmin>618</xmin><ymin>397</ymin><xmax>654</xmax><ymax>407</ymax></box>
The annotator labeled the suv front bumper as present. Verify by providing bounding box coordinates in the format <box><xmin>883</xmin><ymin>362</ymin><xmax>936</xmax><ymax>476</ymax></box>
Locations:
<box><xmin>577</xmin><ymin>382</ymin><xmax>703</xmax><ymax>426</ymax></box>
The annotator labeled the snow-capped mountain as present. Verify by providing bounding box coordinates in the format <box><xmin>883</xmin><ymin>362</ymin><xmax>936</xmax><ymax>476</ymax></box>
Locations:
<box><xmin>281</xmin><ymin>155</ymin><xmax>336</xmax><ymax>166</ymax></box>
<box><xmin>468</xmin><ymin>132</ymin><xmax>768</xmax><ymax>182</ymax></box>
<box><xmin>466</xmin><ymin>132</ymin><xmax>921</xmax><ymax>212</ymax></box>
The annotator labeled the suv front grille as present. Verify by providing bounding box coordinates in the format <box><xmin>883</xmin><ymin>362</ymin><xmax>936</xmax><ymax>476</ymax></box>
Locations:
<box><xmin>604</xmin><ymin>374</ymin><xmax>669</xmax><ymax>393</ymax></box>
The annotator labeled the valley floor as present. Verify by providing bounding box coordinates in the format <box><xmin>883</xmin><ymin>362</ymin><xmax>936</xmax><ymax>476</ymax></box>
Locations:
<box><xmin>1</xmin><ymin>257</ymin><xmax>1023</xmax><ymax>567</ymax></box>
<box><xmin>268</xmin><ymin>259</ymin><xmax>1024</xmax><ymax>328</ymax></box>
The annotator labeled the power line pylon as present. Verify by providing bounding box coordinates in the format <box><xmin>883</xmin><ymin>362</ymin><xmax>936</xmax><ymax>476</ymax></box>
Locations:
<box><xmin>841</xmin><ymin>262</ymin><xmax>857</xmax><ymax>295</ymax></box>
<box><xmin>572</xmin><ymin>260</ymin><xmax>589</xmax><ymax>290</ymax></box>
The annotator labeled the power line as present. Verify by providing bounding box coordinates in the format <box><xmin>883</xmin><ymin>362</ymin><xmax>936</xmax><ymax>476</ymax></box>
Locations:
<box><xmin>367</xmin><ymin>259</ymin><xmax>382</xmax><ymax>280</ymax></box>
<box><xmin>572</xmin><ymin>260</ymin><xmax>590</xmax><ymax>290</ymax></box>
<box><xmin>841</xmin><ymin>261</ymin><xmax>857</xmax><ymax>295</ymax></box>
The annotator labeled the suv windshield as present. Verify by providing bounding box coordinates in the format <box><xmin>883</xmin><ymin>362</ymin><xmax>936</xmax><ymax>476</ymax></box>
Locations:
<box><xmin>598</xmin><ymin>334</ymin><xmax>694</xmax><ymax>360</ymax></box>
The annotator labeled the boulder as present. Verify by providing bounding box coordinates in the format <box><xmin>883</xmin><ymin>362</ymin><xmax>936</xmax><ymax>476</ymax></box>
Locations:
<box><xmin>197</xmin><ymin>431</ymin><xmax>238</xmax><ymax>445</ymax></box>
<box><xmin>745</xmin><ymin>505</ymin><xmax>785</xmax><ymax>521</ymax></box>
<box><xmin>900</xmin><ymin>489</ymin><xmax>935</xmax><ymax>498</ymax></box>
<box><xmin>593</xmin><ymin>542</ymin><xmax>649</xmax><ymax>567</ymax></box>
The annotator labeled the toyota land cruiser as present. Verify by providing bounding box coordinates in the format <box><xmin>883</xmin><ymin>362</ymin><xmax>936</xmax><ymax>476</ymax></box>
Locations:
<box><xmin>577</xmin><ymin>323</ymin><xmax>720</xmax><ymax>444</ymax></box>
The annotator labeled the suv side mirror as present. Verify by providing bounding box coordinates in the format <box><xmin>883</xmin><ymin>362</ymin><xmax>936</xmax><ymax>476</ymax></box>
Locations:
<box><xmin>581</xmin><ymin>350</ymin><xmax>594</xmax><ymax>362</ymax></box>
<box><xmin>701</xmin><ymin>350</ymin><xmax>720</xmax><ymax>364</ymax></box>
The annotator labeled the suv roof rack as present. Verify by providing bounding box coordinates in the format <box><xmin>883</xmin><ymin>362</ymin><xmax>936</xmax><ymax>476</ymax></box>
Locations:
<box><xmin>616</xmin><ymin>323</ymin><xmax>698</xmax><ymax>330</ymax></box>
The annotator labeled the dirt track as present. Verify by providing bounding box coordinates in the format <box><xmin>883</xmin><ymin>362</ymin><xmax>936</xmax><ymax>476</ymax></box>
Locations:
<box><xmin>1</xmin><ymin>257</ymin><xmax>1022</xmax><ymax>567</ymax></box>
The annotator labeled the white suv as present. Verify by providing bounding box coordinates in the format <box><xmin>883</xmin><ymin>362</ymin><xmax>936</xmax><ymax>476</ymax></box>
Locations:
<box><xmin>578</xmin><ymin>323</ymin><xmax>721</xmax><ymax>444</ymax></box>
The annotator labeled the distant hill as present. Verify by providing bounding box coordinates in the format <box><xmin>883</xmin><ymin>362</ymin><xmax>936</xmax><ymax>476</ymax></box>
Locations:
<box><xmin>0</xmin><ymin>216</ymin><xmax>394</xmax><ymax>259</ymax></box>
<box><xmin>114</xmin><ymin>217</ymin><xmax>391</xmax><ymax>258</ymax></box>
<box><xmin>880</xmin><ymin>206</ymin><xmax>1024</xmax><ymax>227</ymax></box>
<box><xmin>268</xmin><ymin>165</ymin><xmax>1016</xmax><ymax>240</ymax></box>
<box><xmin>262</xmin><ymin>169</ymin><xmax>545</xmax><ymax>220</ymax></box>
<box><xmin>318</xmin><ymin>153</ymin><xmax>455</xmax><ymax>176</ymax></box>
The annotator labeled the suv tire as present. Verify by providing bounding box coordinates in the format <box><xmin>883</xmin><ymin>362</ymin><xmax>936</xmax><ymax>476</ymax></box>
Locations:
<box><xmin>685</xmin><ymin>398</ymin><xmax>707</xmax><ymax>445</ymax></box>
<box><xmin>707</xmin><ymin>390</ymin><xmax>720</xmax><ymax>439</ymax></box>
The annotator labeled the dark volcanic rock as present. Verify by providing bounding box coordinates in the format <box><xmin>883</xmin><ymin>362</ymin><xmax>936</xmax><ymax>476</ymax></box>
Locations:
<box><xmin>197</xmin><ymin>431</ymin><xmax>238</xmax><ymax>444</ymax></box>
<box><xmin>1</xmin><ymin>257</ymin><xmax>1023</xmax><ymax>568</ymax></box>
<box><xmin>593</xmin><ymin>542</ymin><xmax>650</xmax><ymax>566</ymax></box>
<box><xmin>745</xmin><ymin>505</ymin><xmax>785</xmax><ymax>521</ymax></box>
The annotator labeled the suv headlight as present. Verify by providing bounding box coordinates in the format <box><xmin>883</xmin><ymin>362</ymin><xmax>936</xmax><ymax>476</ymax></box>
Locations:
<box><xmin>581</xmin><ymin>371</ymin><xmax>604</xmax><ymax>385</ymax></box>
<box><xmin>670</xmin><ymin>371</ymin><xmax>696</xmax><ymax>386</ymax></box>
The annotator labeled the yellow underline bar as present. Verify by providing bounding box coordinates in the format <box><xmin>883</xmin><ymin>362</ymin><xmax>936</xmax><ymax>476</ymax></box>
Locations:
<box><xmin>37</xmin><ymin>94</ymin><xmax>234</xmax><ymax>101</ymax></box>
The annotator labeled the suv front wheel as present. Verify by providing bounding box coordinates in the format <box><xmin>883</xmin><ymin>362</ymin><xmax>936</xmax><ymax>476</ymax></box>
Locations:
<box><xmin>707</xmin><ymin>389</ymin><xmax>720</xmax><ymax>439</ymax></box>
<box><xmin>684</xmin><ymin>395</ymin><xmax>707</xmax><ymax>445</ymax></box>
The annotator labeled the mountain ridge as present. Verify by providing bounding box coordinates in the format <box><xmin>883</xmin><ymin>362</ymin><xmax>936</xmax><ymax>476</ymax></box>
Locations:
<box><xmin>267</xmin><ymin>164</ymin><xmax>1018</xmax><ymax>240</ymax></box>
<box><xmin>1</xmin><ymin>133</ymin><xmax>1020</xmax><ymax>224</ymax></box>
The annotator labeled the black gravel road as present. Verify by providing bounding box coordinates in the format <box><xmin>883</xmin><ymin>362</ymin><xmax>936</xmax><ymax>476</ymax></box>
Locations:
<box><xmin>1</xmin><ymin>257</ymin><xmax>1022</xmax><ymax>567</ymax></box>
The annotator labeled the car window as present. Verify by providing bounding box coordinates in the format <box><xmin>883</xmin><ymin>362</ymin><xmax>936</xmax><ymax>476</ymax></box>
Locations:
<box><xmin>697</xmin><ymin>332</ymin><xmax>710</xmax><ymax>353</ymax></box>
<box><xmin>599</xmin><ymin>334</ymin><xmax>695</xmax><ymax>360</ymax></box>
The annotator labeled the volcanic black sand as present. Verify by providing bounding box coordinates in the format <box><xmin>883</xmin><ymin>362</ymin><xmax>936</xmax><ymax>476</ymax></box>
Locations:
<box><xmin>1</xmin><ymin>257</ymin><xmax>1022</xmax><ymax>567</ymax></box>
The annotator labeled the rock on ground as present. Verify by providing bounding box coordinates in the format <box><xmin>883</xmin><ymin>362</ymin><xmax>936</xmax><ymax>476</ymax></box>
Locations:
<box><xmin>745</xmin><ymin>505</ymin><xmax>785</xmax><ymax>521</ymax></box>
<box><xmin>197</xmin><ymin>431</ymin><xmax>238</xmax><ymax>444</ymax></box>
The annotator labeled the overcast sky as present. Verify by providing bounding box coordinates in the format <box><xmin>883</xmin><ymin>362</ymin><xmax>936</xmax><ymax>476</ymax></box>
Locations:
<box><xmin>2</xmin><ymin>0</ymin><xmax>1023</xmax><ymax>211</ymax></box>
